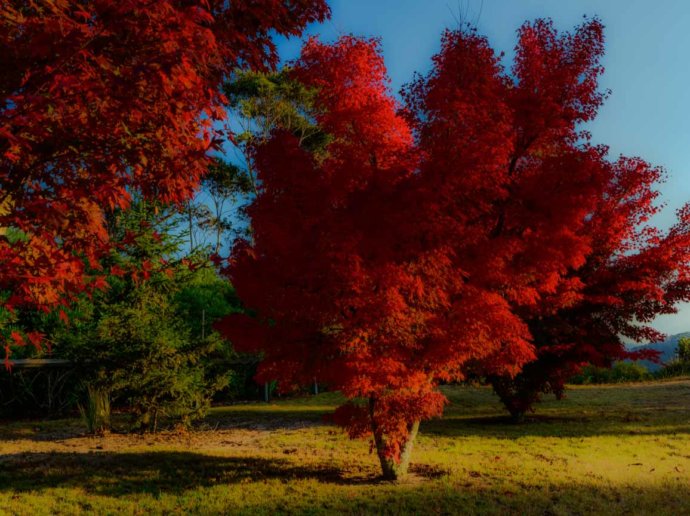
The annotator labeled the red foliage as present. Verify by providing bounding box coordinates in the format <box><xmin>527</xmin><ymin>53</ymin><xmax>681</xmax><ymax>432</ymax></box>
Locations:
<box><xmin>219</xmin><ymin>18</ymin><xmax>690</xmax><ymax>469</ymax></box>
<box><xmin>0</xmin><ymin>0</ymin><xmax>328</xmax><ymax>352</ymax></box>
<box><xmin>223</xmin><ymin>37</ymin><xmax>445</xmax><ymax>462</ymax></box>
<box><xmin>492</xmin><ymin>158</ymin><xmax>690</xmax><ymax>418</ymax></box>
<box><xmin>400</xmin><ymin>20</ymin><xmax>610</xmax><ymax>381</ymax></box>
<box><xmin>484</xmin><ymin>22</ymin><xmax>690</xmax><ymax>418</ymax></box>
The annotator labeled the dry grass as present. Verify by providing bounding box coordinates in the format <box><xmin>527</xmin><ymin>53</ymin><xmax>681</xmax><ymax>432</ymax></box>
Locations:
<box><xmin>0</xmin><ymin>379</ymin><xmax>689</xmax><ymax>515</ymax></box>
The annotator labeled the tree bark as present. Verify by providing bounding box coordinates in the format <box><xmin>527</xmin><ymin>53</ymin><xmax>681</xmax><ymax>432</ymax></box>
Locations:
<box><xmin>375</xmin><ymin>420</ymin><xmax>420</xmax><ymax>480</ymax></box>
<box><xmin>490</xmin><ymin>376</ymin><xmax>533</xmax><ymax>424</ymax></box>
<box><xmin>369</xmin><ymin>396</ymin><xmax>420</xmax><ymax>480</ymax></box>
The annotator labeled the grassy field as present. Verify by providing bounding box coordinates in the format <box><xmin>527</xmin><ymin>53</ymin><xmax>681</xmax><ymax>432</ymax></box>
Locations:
<box><xmin>0</xmin><ymin>379</ymin><xmax>689</xmax><ymax>515</ymax></box>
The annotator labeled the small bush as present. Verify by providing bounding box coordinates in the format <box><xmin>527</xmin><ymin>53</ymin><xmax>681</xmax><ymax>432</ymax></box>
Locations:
<box><xmin>656</xmin><ymin>361</ymin><xmax>690</xmax><ymax>379</ymax></box>
<box><xmin>652</xmin><ymin>337</ymin><xmax>690</xmax><ymax>379</ymax></box>
<box><xmin>570</xmin><ymin>362</ymin><xmax>651</xmax><ymax>384</ymax></box>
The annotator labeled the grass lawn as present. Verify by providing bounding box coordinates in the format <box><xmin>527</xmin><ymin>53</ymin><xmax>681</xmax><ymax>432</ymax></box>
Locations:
<box><xmin>0</xmin><ymin>379</ymin><xmax>689</xmax><ymax>515</ymax></box>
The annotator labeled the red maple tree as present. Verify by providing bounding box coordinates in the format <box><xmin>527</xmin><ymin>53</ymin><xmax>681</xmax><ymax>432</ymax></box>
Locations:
<box><xmin>222</xmin><ymin>19</ymin><xmax>688</xmax><ymax>478</ymax></box>
<box><xmin>219</xmin><ymin>19</ymin><xmax>634</xmax><ymax>479</ymax></box>
<box><xmin>491</xmin><ymin>156</ymin><xmax>690</xmax><ymax>420</ymax></box>
<box><xmin>400</xmin><ymin>19</ymin><xmax>610</xmax><ymax>382</ymax></box>
<box><xmin>0</xmin><ymin>0</ymin><xmax>329</xmax><ymax>355</ymax></box>
<box><xmin>218</xmin><ymin>37</ymin><xmax>444</xmax><ymax>479</ymax></box>
<box><xmin>465</xmin><ymin>19</ymin><xmax>690</xmax><ymax>420</ymax></box>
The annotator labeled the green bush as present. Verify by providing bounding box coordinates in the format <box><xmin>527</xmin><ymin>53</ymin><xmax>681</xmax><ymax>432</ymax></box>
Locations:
<box><xmin>570</xmin><ymin>362</ymin><xmax>652</xmax><ymax>384</ymax></box>
<box><xmin>656</xmin><ymin>361</ymin><xmax>690</xmax><ymax>378</ymax></box>
<box><xmin>61</xmin><ymin>280</ymin><xmax>230</xmax><ymax>432</ymax></box>
<box><xmin>54</xmin><ymin>201</ymin><xmax>233</xmax><ymax>432</ymax></box>
<box><xmin>656</xmin><ymin>338</ymin><xmax>690</xmax><ymax>378</ymax></box>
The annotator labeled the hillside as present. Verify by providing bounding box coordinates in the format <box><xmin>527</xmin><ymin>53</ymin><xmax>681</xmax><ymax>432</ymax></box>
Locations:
<box><xmin>628</xmin><ymin>332</ymin><xmax>689</xmax><ymax>371</ymax></box>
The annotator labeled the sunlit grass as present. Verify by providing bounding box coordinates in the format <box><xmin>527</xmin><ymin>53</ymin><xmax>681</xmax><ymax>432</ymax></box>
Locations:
<box><xmin>0</xmin><ymin>380</ymin><xmax>688</xmax><ymax>514</ymax></box>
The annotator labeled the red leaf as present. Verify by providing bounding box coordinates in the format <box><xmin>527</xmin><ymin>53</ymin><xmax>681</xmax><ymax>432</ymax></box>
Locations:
<box><xmin>10</xmin><ymin>331</ymin><xmax>24</xmax><ymax>347</ymax></box>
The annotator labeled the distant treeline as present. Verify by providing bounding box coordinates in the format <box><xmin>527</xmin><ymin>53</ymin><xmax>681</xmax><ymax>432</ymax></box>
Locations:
<box><xmin>571</xmin><ymin>340</ymin><xmax>690</xmax><ymax>384</ymax></box>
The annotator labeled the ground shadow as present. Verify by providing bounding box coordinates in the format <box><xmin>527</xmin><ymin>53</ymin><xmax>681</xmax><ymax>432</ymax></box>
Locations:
<box><xmin>422</xmin><ymin>412</ymin><xmax>690</xmax><ymax>439</ymax></box>
<box><xmin>0</xmin><ymin>450</ymin><xmax>395</xmax><ymax>496</ymax></box>
<box><xmin>0</xmin><ymin>406</ymin><xmax>334</xmax><ymax>442</ymax></box>
<box><xmin>0</xmin><ymin>425</ymin><xmax>84</xmax><ymax>442</ymax></box>
<box><xmin>2</xmin><ymin>450</ymin><xmax>687</xmax><ymax>514</ymax></box>
<box><xmin>4</xmin><ymin>408</ymin><xmax>689</xmax><ymax>444</ymax></box>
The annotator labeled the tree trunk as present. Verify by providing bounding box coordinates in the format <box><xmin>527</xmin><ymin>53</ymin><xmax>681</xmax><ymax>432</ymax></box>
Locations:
<box><xmin>509</xmin><ymin>408</ymin><xmax>526</xmax><ymax>424</ymax></box>
<box><xmin>187</xmin><ymin>202</ymin><xmax>195</xmax><ymax>253</ymax></box>
<box><xmin>139</xmin><ymin>410</ymin><xmax>151</xmax><ymax>433</ymax></box>
<box><xmin>369</xmin><ymin>396</ymin><xmax>420</xmax><ymax>480</ymax></box>
<box><xmin>375</xmin><ymin>420</ymin><xmax>420</xmax><ymax>480</ymax></box>
<box><xmin>490</xmin><ymin>376</ymin><xmax>532</xmax><ymax>424</ymax></box>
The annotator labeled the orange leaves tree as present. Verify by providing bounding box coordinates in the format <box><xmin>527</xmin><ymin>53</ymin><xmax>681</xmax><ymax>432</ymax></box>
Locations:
<box><xmin>399</xmin><ymin>20</ymin><xmax>611</xmax><ymax>383</ymax></box>
<box><xmin>0</xmin><ymin>0</ymin><xmax>329</xmax><ymax>355</ymax></box>
<box><xmin>463</xmin><ymin>19</ymin><xmax>690</xmax><ymax>420</ymax></box>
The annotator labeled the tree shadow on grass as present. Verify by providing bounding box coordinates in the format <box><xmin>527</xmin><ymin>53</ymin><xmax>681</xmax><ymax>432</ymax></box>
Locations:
<box><xmin>0</xmin><ymin>407</ymin><xmax>334</xmax><ymax>442</ymax></box>
<box><xmin>0</xmin><ymin>417</ymin><xmax>86</xmax><ymax>442</ymax></box>
<box><xmin>1</xmin><ymin>451</ymin><xmax>687</xmax><ymax>514</ymax></box>
<box><xmin>4</xmin><ymin>410</ymin><xmax>689</xmax><ymax>445</ymax></box>
<box><xmin>0</xmin><ymin>450</ymin><xmax>393</xmax><ymax>496</ymax></box>
<box><xmin>423</xmin><ymin>412</ymin><xmax>690</xmax><ymax>439</ymax></box>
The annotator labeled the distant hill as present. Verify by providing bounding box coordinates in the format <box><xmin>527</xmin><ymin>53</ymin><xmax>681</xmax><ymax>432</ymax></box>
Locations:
<box><xmin>627</xmin><ymin>332</ymin><xmax>689</xmax><ymax>371</ymax></box>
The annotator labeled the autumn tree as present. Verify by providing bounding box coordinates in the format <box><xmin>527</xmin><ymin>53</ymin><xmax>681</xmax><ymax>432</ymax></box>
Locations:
<box><xmin>490</xmin><ymin>158</ymin><xmax>690</xmax><ymax>421</ymax></box>
<box><xmin>400</xmin><ymin>19</ymin><xmax>614</xmax><ymax>394</ymax></box>
<box><xmin>0</xmin><ymin>0</ymin><xmax>329</xmax><ymax>358</ymax></box>
<box><xmin>462</xmin><ymin>19</ymin><xmax>690</xmax><ymax>421</ymax></box>
<box><xmin>218</xmin><ymin>21</ymin><xmax>619</xmax><ymax>479</ymax></box>
<box><xmin>219</xmin><ymin>36</ymin><xmax>432</xmax><ymax>479</ymax></box>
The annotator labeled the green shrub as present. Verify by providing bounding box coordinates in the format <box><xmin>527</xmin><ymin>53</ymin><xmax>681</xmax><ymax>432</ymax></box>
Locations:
<box><xmin>62</xmin><ymin>276</ymin><xmax>231</xmax><ymax>432</ymax></box>
<box><xmin>656</xmin><ymin>361</ymin><xmax>690</xmax><ymax>378</ymax></box>
<box><xmin>654</xmin><ymin>337</ymin><xmax>690</xmax><ymax>379</ymax></box>
<box><xmin>571</xmin><ymin>362</ymin><xmax>651</xmax><ymax>384</ymax></box>
<box><xmin>54</xmin><ymin>201</ymin><xmax>233</xmax><ymax>432</ymax></box>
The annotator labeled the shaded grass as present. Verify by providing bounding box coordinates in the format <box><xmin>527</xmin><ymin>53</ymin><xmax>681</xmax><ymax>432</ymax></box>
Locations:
<box><xmin>0</xmin><ymin>380</ymin><xmax>689</xmax><ymax>514</ymax></box>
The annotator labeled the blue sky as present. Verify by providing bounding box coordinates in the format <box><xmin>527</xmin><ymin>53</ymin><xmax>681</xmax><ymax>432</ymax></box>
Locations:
<box><xmin>275</xmin><ymin>0</ymin><xmax>690</xmax><ymax>337</ymax></box>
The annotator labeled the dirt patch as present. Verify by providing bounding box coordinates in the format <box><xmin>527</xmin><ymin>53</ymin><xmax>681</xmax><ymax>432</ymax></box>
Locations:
<box><xmin>0</xmin><ymin>425</ymin><xmax>277</xmax><ymax>457</ymax></box>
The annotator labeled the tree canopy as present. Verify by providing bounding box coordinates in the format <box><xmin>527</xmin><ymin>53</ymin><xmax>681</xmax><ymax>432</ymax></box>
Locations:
<box><xmin>0</xmin><ymin>0</ymin><xmax>329</xmax><ymax>356</ymax></box>
<box><xmin>218</xmin><ymin>19</ymin><xmax>690</xmax><ymax>479</ymax></box>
